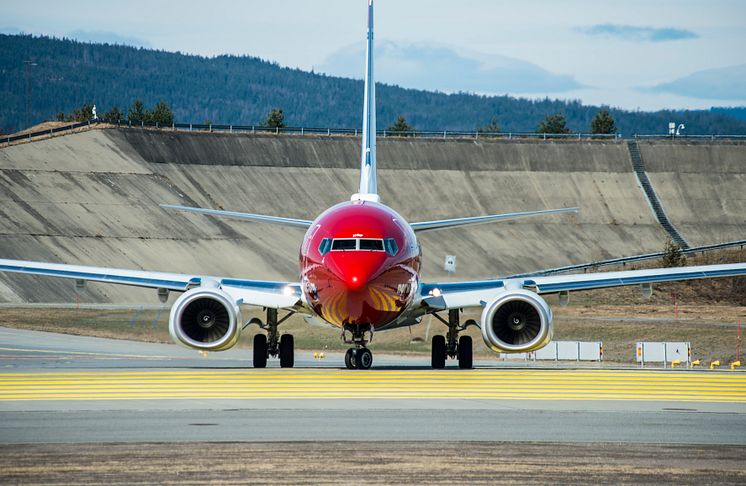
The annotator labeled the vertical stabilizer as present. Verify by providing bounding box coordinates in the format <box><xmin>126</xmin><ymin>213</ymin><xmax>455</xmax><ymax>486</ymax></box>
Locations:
<box><xmin>353</xmin><ymin>0</ymin><xmax>379</xmax><ymax>203</ymax></box>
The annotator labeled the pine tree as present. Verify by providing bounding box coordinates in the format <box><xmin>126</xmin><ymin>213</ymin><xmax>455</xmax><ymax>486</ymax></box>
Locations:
<box><xmin>478</xmin><ymin>116</ymin><xmax>501</xmax><ymax>134</ymax></box>
<box><xmin>147</xmin><ymin>100</ymin><xmax>174</xmax><ymax>125</ymax></box>
<box><xmin>103</xmin><ymin>106</ymin><xmax>123</xmax><ymax>123</ymax></box>
<box><xmin>128</xmin><ymin>100</ymin><xmax>146</xmax><ymax>123</ymax></box>
<box><xmin>536</xmin><ymin>113</ymin><xmax>571</xmax><ymax>134</ymax></box>
<box><xmin>264</xmin><ymin>108</ymin><xmax>285</xmax><ymax>128</ymax></box>
<box><xmin>661</xmin><ymin>239</ymin><xmax>686</xmax><ymax>268</ymax></box>
<box><xmin>591</xmin><ymin>108</ymin><xmax>616</xmax><ymax>135</ymax></box>
<box><xmin>387</xmin><ymin>115</ymin><xmax>414</xmax><ymax>136</ymax></box>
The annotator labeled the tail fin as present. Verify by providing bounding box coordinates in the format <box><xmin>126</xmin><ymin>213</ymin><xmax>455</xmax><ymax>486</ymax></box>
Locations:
<box><xmin>353</xmin><ymin>0</ymin><xmax>379</xmax><ymax>203</ymax></box>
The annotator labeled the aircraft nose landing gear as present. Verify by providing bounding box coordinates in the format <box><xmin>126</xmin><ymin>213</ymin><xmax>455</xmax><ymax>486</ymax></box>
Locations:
<box><xmin>342</xmin><ymin>324</ymin><xmax>374</xmax><ymax>370</ymax></box>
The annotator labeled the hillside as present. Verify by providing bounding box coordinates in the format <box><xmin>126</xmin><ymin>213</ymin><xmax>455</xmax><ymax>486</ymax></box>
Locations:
<box><xmin>2</xmin><ymin>34</ymin><xmax>746</xmax><ymax>135</ymax></box>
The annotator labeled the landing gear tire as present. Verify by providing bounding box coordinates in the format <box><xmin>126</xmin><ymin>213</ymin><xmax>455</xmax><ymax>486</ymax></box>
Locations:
<box><xmin>253</xmin><ymin>334</ymin><xmax>267</xmax><ymax>368</ymax></box>
<box><xmin>432</xmin><ymin>335</ymin><xmax>446</xmax><ymax>369</ymax></box>
<box><xmin>458</xmin><ymin>335</ymin><xmax>473</xmax><ymax>369</ymax></box>
<box><xmin>345</xmin><ymin>348</ymin><xmax>356</xmax><ymax>369</ymax></box>
<box><xmin>356</xmin><ymin>348</ymin><xmax>373</xmax><ymax>370</ymax></box>
<box><xmin>279</xmin><ymin>334</ymin><xmax>294</xmax><ymax>368</ymax></box>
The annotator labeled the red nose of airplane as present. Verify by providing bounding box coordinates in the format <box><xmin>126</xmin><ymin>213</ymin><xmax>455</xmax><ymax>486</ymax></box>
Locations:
<box><xmin>328</xmin><ymin>252</ymin><xmax>387</xmax><ymax>291</ymax></box>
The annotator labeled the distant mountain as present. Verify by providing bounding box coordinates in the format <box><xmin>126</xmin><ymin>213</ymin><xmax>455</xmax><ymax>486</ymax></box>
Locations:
<box><xmin>317</xmin><ymin>40</ymin><xmax>584</xmax><ymax>94</ymax></box>
<box><xmin>2</xmin><ymin>34</ymin><xmax>746</xmax><ymax>135</ymax></box>
<box><xmin>650</xmin><ymin>64</ymin><xmax>746</xmax><ymax>101</ymax></box>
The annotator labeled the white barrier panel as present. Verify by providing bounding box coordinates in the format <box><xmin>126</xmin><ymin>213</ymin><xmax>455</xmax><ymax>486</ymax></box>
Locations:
<box><xmin>523</xmin><ymin>341</ymin><xmax>603</xmax><ymax>362</ymax></box>
<box><xmin>557</xmin><ymin>342</ymin><xmax>579</xmax><ymax>360</ymax></box>
<box><xmin>579</xmin><ymin>341</ymin><xmax>603</xmax><ymax>361</ymax></box>
<box><xmin>500</xmin><ymin>352</ymin><xmax>529</xmax><ymax>360</ymax></box>
<box><xmin>532</xmin><ymin>345</ymin><xmax>557</xmax><ymax>360</ymax></box>
<box><xmin>636</xmin><ymin>342</ymin><xmax>691</xmax><ymax>367</ymax></box>
<box><xmin>665</xmin><ymin>342</ymin><xmax>691</xmax><ymax>363</ymax></box>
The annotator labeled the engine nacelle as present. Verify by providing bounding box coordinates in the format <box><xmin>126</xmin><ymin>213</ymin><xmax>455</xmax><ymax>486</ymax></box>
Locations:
<box><xmin>481</xmin><ymin>289</ymin><xmax>553</xmax><ymax>353</ymax></box>
<box><xmin>169</xmin><ymin>287</ymin><xmax>242</xmax><ymax>351</ymax></box>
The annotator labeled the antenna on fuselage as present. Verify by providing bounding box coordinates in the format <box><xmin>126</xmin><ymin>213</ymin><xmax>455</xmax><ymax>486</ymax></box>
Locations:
<box><xmin>352</xmin><ymin>0</ymin><xmax>380</xmax><ymax>203</ymax></box>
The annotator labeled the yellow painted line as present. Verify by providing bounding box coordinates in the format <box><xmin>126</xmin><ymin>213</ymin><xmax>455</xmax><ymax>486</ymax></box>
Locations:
<box><xmin>1</xmin><ymin>369</ymin><xmax>745</xmax><ymax>402</ymax></box>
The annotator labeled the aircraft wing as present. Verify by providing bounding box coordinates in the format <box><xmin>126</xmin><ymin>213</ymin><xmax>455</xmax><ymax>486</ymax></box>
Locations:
<box><xmin>421</xmin><ymin>262</ymin><xmax>746</xmax><ymax>310</ymax></box>
<box><xmin>410</xmin><ymin>208</ymin><xmax>577</xmax><ymax>232</ymax></box>
<box><xmin>0</xmin><ymin>258</ymin><xmax>302</xmax><ymax>309</ymax></box>
<box><xmin>160</xmin><ymin>204</ymin><xmax>313</xmax><ymax>229</ymax></box>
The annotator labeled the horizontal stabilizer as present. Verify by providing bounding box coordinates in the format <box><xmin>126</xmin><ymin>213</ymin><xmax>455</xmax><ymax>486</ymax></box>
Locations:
<box><xmin>160</xmin><ymin>204</ymin><xmax>313</xmax><ymax>228</ymax></box>
<box><xmin>410</xmin><ymin>207</ymin><xmax>578</xmax><ymax>232</ymax></box>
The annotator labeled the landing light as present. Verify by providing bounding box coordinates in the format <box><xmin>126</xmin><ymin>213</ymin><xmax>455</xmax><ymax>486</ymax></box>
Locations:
<box><xmin>282</xmin><ymin>286</ymin><xmax>294</xmax><ymax>296</ymax></box>
<box><xmin>430</xmin><ymin>288</ymin><xmax>442</xmax><ymax>297</ymax></box>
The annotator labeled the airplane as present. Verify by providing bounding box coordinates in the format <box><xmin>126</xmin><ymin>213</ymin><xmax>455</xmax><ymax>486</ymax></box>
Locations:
<box><xmin>1</xmin><ymin>0</ymin><xmax>745</xmax><ymax>370</ymax></box>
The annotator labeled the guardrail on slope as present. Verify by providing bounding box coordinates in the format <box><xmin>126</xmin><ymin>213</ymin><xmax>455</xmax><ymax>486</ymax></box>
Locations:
<box><xmin>5</xmin><ymin>118</ymin><xmax>746</xmax><ymax>145</ymax></box>
<box><xmin>508</xmin><ymin>239</ymin><xmax>746</xmax><ymax>278</ymax></box>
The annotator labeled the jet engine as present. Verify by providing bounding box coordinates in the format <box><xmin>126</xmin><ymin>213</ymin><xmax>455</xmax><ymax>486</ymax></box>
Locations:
<box><xmin>169</xmin><ymin>287</ymin><xmax>242</xmax><ymax>351</ymax></box>
<box><xmin>481</xmin><ymin>289</ymin><xmax>553</xmax><ymax>353</ymax></box>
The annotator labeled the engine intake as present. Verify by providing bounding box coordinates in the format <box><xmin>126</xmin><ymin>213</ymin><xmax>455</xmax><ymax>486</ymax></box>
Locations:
<box><xmin>169</xmin><ymin>288</ymin><xmax>241</xmax><ymax>351</ymax></box>
<box><xmin>481</xmin><ymin>290</ymin><xmax>552</xmax><ymax>353</ymax></box>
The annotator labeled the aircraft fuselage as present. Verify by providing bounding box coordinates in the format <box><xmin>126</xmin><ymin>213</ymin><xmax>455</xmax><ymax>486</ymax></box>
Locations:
<box><xmin>300</xmin><ymin>200</ymin><xmax>420</xmax><ymax>329</ymax></box>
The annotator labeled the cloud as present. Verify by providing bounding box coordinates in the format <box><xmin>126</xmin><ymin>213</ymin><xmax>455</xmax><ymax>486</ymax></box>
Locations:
<box><xmin>67</xmin><ymin>30</ymin><xmax>151</xmax><ymax>48</ymax></box>
<box><xmin>576</xmin><ymin>24</ymin><xmax>698</xmax><ymax>42</ymax></box>
<box><xmin>646</xmin><ymin>64</ymin><xmax>746</xmax><ymax>100</ymax></box>
<box><xmin>316</xmin><ymin>41</ymin><xmax>583</xmax><ymax>94</ymax></box>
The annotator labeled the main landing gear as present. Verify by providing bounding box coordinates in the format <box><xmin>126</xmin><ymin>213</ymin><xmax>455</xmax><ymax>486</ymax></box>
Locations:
<box><xmin>431</xmin><ymin>309</ymin><xmax>475</xmax><ymax>369</ymax></box>
<box><xmin>342</xmin><ymin>323</ymin><xmax>374</xmax><ymax>370</ymax></box>
<box><xmin>250</xmin><ymin>308</ymin><xmax>295</xmax><ymax>368</ymax></box>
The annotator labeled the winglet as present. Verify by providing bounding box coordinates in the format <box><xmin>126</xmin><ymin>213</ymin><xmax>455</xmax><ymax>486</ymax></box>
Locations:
<box><xmin>352</xmin><ymin>0</ymin><xmax>379</xmax><ymax>203</ymax></box>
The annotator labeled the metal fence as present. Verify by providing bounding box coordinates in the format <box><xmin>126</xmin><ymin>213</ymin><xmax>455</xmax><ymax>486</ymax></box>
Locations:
<box><xmin>5</xmin><ymin>118</ymin><xmax>746</xmax><ymax>145</ymax></box>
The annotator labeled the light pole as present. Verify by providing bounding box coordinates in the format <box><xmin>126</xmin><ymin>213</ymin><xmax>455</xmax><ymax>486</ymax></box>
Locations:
<box><xmin>23</xmin><ymin>60</ymin><xmax>37</xmax><ymax>129</ymax></box>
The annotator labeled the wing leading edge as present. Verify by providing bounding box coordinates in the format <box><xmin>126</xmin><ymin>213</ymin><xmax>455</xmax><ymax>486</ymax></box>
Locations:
<box><xmin>0</xmin><ymin>258</ymin><xmax>301</xmax><ymax>309</ymax></box>
<box><xmin>421</xmin><ymin>262</ymin><xmax>746</xmax><ymax>310</ymax></box>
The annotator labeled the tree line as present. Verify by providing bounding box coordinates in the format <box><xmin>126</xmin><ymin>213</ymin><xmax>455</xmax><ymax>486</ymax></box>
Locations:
<box><xmin>2</xmin><ymin>33</ymin><xmax>745</xmax><ymax>135</ymax></box>
<box><xmin>55</xmin><ymin>100</ymin><xmax>174</xmax><ymax>125</ymax></box>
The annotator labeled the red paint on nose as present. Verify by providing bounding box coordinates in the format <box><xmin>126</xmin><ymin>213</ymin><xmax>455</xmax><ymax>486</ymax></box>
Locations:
<box><xmin>328</xmin><ymin>251</ymin><xmax>387</xmax><ymax>291</ymax></box>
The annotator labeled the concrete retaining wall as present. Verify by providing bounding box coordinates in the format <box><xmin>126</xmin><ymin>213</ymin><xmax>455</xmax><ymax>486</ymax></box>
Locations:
<box><xmin>641</xmin><ymin>142</ymin><xmax>746</xmax><ymax>246</ymax></box>
<box><xmin>0</xmin><ymin>128</ymin><xmax>741</xmax><ymax>303</ymax></box>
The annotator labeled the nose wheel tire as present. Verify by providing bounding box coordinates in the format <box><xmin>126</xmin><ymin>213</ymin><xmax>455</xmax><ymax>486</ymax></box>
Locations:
<box><xmin>279</xmin><ymin>334</ymin><xmax>294</xmax><ymax>368</ymax></box>
<box><xmin>356</xmin><ymin>348</ymin><xmax>373</xmax><ymax>369</ymax></box>
<box><xmin>458</xmin><ymin>335</ymin><xmax>473</xmax><ymax>369</ymax></box>
<box><xmin>431</xmin><ymin>335</ymin><xmax>446</xmax><ymax>369</ymax></box>
<box><xmin>345</xmin><ymin>348</ymin><xmax>356</xmax><ymax>369</ymax></box>
<box><xmin>253</xmin><ymin>334</ymin><xmax>268</xmax><ymax>368</ymax></box>
<box><xmin>345</xmin><ymin>347</ymin><xmax>373</xmax><ymax>369</ymax></box>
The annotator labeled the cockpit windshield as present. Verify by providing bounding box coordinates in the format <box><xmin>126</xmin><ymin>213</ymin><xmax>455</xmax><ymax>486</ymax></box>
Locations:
<box><xmin>318</xmin><ymin>238</ymin><xmax>398</xmax><ymax>256</ymax></box>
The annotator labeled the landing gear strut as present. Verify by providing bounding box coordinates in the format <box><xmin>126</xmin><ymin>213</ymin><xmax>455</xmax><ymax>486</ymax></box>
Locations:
<box><xmin>250</xmin><ymin>308</ymin><xmax>295</xmax><ymax>368</ymax></box>
<box><xmin>431</xmin><ymin>309</ymin><xmax>474</xmax><ymax>369</ymax></box>
<box><xmin>342</xmin><ymin>323</ymin><xmax>373</xmax><ymax>370</ymax></box>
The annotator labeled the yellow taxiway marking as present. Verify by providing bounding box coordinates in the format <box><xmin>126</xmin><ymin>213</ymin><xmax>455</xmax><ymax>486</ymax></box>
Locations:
<box><xmin>0</xmin><ymin>369</ymin><xmax>745</xmax><ymax>402</ymax></box>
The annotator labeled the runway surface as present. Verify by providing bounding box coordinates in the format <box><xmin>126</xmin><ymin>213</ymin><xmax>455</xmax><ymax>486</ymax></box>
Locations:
<box><xmin>1</xmin><ymin>326</ymin><xmax>745</xmax><ymax>445</ymax></box>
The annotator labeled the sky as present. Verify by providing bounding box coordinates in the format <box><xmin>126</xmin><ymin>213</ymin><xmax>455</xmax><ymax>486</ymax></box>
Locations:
<box><xmin>2</xmin><ymin>0</ymin><xmax>745</xmax><ymax>111</ymax></box>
